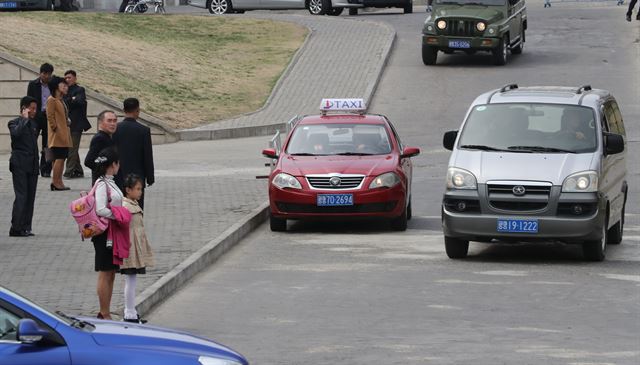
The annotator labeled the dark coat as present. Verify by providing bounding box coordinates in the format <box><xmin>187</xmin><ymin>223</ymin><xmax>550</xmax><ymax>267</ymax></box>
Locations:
<box><xmin>113</xmin><ymin>117</ymin><xmax>155</xmax><ymax>188</ymax></box>
<box><xmin>26</xmin><ymin>78</ymin><xmax>48</xmax><ymax>133</ymax></box>
<box><xmin>65</xmin><ymin>84</ymin><xmax>91</xmax><ymax>133</ymax></box>
<box><xmin>8</xmin><ymin>117</ymin><xmax>39</xmax><ymax>175</ymax></box>
<box><xmin>85</xmin><ymin>130</ymin><xmax>114</xmax><ymax>185</ymax></box>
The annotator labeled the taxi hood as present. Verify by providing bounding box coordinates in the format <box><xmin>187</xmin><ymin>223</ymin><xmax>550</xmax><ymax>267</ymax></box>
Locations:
<box><xmin>281</xmin><ymin>154</ymin><xmax>397</xmax><ymax>177</ymax></box>
<box><xmin>450</xmin><ymin>150</ymin><xmax>597</xmax><ymax>185</ymax></box>
<box><xmin>434</xmin><ymin>5</ymin><xmax>504</xmax><ymax>22</ymax></box>
<box><xmin>83</xmin><ymin>318</ymin><xmax>246</xmax><ymax>364</ymax></box>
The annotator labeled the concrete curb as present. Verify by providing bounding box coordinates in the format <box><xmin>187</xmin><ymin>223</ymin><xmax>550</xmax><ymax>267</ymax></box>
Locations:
<box><xmin>135</xmin><ymin>201</ymin><xmax>270</xmax><ymax>316</ymax></box>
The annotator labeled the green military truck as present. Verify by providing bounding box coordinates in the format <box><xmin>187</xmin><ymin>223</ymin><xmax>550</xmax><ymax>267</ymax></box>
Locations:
<box><xmin>421</xmin><ymin>0</ymin><xmax>526</xmax><ymax>65</ymax></box>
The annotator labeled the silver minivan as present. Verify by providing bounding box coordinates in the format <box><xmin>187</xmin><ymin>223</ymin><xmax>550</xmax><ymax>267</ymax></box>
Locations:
<box><xmin>441</xmin><ymin>84</ymin><xmax>628</xmax><ymax>261</ymax></box>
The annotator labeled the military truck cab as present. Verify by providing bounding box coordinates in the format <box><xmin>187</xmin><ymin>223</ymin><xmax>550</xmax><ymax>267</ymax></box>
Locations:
<box><xmin>421</xmin><ymin>0</ymin><xmax>526</xmax><ymax>65</ymax></box>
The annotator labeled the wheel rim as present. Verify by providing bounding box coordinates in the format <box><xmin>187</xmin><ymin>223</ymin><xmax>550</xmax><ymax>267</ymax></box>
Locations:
<box><xmin>309</xmin><ymin>0</ymin><xmax>322</xmax><ymax>14</ymax></box>
<box><xmin>210</xmin><ymin>0</ymin><xmax>228</xmax><ymax>14</ymax></box>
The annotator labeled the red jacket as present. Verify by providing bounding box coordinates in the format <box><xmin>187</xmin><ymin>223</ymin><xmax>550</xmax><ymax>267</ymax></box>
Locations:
<box><xmin>109</xmin><ymin>206</ymin><xmax>132</xmax><ymax>265</ymax></box>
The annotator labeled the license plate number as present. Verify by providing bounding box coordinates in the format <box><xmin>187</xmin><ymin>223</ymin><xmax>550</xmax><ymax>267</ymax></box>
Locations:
<box><xmin>449</xmin><ymin>40</ymin><xmax>471</xmax><ymax>49</ymax></box>
<box><xmin>0</xmin><ymin>2</ymin><xmax>18</xmax><ymax>7</ymax></box>
<box><xmin>497</xmin><ymin>219</ymin><xmax>538</xmax><ymax>233</ymax></box>
<box><xmin>317</xmin><ymin>194</ymin><xmax>353</xmax><ymax>206</ymax></box>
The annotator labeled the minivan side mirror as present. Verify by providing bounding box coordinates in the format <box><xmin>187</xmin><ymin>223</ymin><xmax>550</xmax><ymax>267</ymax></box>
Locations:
<box><xmin>443</xmin><ymin>130</ymin><xmax>458</xmax><ymax>151</ymax></box>
<box><xmin>262</xmin><ymin>148</ymin><xmax>279</xmax><ymax>159</ymax></box>
<box><xmin>16</xmin><ymin>319</ymin><xmax>49</xmax><ymax>344</ymax></box>
<box><xmin>401</xmin><ymin>146</ymin><xmax>421</xmax><ymax>159</ymax></box>
<box><xmin>604</xmin><ymin>133</ymin><xmax>624</xmax><ymax>155</ymax></box>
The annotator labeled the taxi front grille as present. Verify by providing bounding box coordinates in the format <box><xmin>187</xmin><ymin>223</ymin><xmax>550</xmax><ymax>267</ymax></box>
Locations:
<box><xmin>439</xmin><ymin>20</ymin><xmax>476</xmax><ymax>37</ymax></box>
<box><xmin>276</xmin><ymin>201</ymin><xmax>397</xmax><ymax>214</ymax></box>
<box><xmin>306</xmin><ymin>175</ymin><xmax>365</xmax><ymax>190</ymax></box>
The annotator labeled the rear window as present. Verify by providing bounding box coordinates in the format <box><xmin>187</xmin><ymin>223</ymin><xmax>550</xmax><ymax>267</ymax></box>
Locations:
<box><xmin>287</xmin><ymin>123</ymin><xmax>392</xmax><ymax>156</ymax></box>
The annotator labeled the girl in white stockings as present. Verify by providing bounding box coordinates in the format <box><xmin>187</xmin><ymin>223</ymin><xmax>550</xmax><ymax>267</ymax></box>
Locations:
<box><xmin>120</xmin><ymin>174</ymin><xmax>155</xmax><ymax>323</ymax></box>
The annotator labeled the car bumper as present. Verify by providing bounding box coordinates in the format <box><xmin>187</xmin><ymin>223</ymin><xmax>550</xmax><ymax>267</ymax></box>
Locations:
<box><xmin>270</xmin><ymin>185</ymin><xmax>407</xmax><ymax>220</ymax></box>
<box><xmin>422</xmin><ymin>35</ymin><xmax>500</xmax><ymax>50</ymax></box>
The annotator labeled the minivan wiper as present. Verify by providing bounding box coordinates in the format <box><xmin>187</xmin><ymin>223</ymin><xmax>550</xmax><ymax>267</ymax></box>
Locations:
<box><xmin>459</xmin><ymin>144</ymin><xmax>509</xmax><ymax>152</ymax></box>
<box><xmin>464</xmin><ymin>2</ymin><xmax>487</xmax><ymax>5</ymax></box>
<box><xmin>508</xmin><ymin>146</ymin><xmax>576</xmax><ymax>154</ymax></box>
<box><xmin>438</xmin><ymin>1</ymin><xmax>463</xmax><ymax>5</ymax></box>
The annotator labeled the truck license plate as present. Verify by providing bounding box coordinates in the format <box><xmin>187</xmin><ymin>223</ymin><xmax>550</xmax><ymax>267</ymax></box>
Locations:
<box><xmin>449</xmin><ymin>40</ymin><xmax>471</xmax><ymax>49</ymax></box>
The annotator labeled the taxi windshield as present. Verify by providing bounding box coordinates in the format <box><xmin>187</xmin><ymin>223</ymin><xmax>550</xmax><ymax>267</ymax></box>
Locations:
<box><xmin>287</xmin><ymin>123</ymin><xmax>392</xmax><ymax>156</ymax></box>
<box><xmin>458</xmin><ymin>103</ymin><xmax>598</xmax><ymax>154</ymax></box>
<box><xmin>436</xmin><ymin>0</ymin><xmax>506</xmax><ymax>5</ymax></box>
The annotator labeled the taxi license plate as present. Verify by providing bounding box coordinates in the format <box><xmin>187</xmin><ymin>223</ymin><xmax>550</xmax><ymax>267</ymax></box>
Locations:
<box><xmin>497</xmin><ymin>219</ymin><xmax>538</xmax><ymax>233</ymax></box>
<box><xmin>449</xmin><ymin>40</ymin><xmax>471</xmax><ymax>49</ymax></box>
<box><xmin>317</xmin><ymin>194</ymin><xmax>353</xmax><ymax>207</ymax></box>
<box><xmin>0</xmin><ymin>2</ymin><xmax>18</xmax><ymax>7</ymax></box>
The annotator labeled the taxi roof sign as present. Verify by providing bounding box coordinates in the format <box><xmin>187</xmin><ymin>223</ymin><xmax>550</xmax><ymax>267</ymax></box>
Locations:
<box><xmin>320</xmin><ymin>98</ymin><xmax>367</xmax><ymax>115</ymax></box>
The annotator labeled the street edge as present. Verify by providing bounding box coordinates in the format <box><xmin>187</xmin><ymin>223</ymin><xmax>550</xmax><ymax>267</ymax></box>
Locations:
<box><xmin>135</xmin><ymin>201</ymin><xmax>270</xmax><ymax>316</ymax></box>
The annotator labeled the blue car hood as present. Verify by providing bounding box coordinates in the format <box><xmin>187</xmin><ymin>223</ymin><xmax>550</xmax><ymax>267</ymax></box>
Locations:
<box><xmin>82</xmin><ymin>318</ymin><xmax>245</xmax><ymax>363</ymax></box>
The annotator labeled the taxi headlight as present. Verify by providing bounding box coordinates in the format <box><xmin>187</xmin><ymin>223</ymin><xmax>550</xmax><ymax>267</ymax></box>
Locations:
<box><xmin>446</xmin><ymin>167</ymin><xmax>477</xmax><ymax>190</ymax></box>
<box><xmin>562</xmin><ymin>171</ymin><xmax>598</xmax><ymax>193</ymax></box>
<box><xmin>272</xmin><ymin>173</ymin><xmax>302</xmax><ymax>190</ymax></box>
<box><xmin>476</xmin><ymin>22</ymin><xmax>486</xmax><ymax>32</ymax></box>
<box><xmin>437</xmin><ymin>20</ymin><xmax>447</xmax><ymax>30</ymax></box>
<box><xmin>198</xmin><ymin>356</ymin><xmax>242</xmax><ymax>365</ymax></box>
<box><xmin>369</xmin><ymin>172</ymin><xmax>401</xmax><ymax>189</ymax></box>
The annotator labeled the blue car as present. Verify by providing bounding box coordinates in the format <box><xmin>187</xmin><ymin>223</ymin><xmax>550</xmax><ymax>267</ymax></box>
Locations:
<box><xmin>0</xmin><ymin>286</ymin><xmax>249</xmax><ymax>365</ymax></box>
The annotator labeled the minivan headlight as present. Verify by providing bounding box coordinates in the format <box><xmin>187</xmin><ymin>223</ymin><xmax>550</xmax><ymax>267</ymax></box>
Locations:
<box><xmin>369</xmin><ymin>172</ymin><xmax>401</xmax><ymax>189</ymax></box>
<box><xmin>272</xmin><ymin>173</ymin><xmax>302</xmax><ymax>190</ymax></box>
<box><xmin>446</xmin><ymin>167</ymin><xmax>477</xmax><ymax>190</ymax></box>
<box><xmin>562</xmin><ymin>171</ymin><xmax>598</xmax><ymax>192</ymax></box>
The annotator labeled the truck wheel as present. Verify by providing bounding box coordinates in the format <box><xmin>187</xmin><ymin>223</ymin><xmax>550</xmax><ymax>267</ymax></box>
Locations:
<box><xmin>511</xmin><ymin>29</ymin><xmax>524</xmax><ymax>54</ymax></box>
<box><xmin>308</xmin><ymin>0</ymin><xmax>329</xmax><ymax>15</ymax></box>
<box><xmin>422</xmin><ymin>45</ymin><xmax>438</xmax><ymax>65</ymax></box>
<box><xmin>403</xmin><ymin>0</ymin><xmax>412</xmax><ymax>13</ymax></box>
<box><xmin>492</xmin><ymin>36</ymin><xmax>508</xmax><ymax>65</ymax></box>
<box><xmin>270</xmin><ymin>214</ymin><xmax>287</xmax><ymax>232</ymax></box>
<box><xmin>348</xmin><ymin>7</ymin><xmax>357</xmax><ymax>15</ymax></box>
<box><xmin>583</xmin><ymin>214</ymin><xmax>608</xmax><ymax>261</ymax></box>
<box><xmin>444</xmin><ymin>236</ymin><xmax>469</xmax><ymax>259</ymax></box>
<box><xmin>391</xmin><ymin>210</ymin><xmax>408</xmax><ymax>231</ymax></box>
<box><xmin>328</xmin><ymin>7</ymin><xmax>343</xmax><ymax>15</ymax></box>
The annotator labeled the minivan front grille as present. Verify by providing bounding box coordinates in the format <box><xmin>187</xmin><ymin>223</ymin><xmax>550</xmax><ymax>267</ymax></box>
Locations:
<box><xmin>306</xmin><ymin>175</ymin><xmax>364</xmax><ymax>190</ymax></box>
<box><xmin>487</xmin><ymin>183</ymin><xmax>552</xmax><ymax>212</ymax></box>
<box><xmin>487</xmin><ymin>185</ymin><xmax>551</xmax><ymax>196</ymax></box>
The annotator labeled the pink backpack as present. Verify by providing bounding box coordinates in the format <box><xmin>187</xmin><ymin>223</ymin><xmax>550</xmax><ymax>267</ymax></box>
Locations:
<box><xmin>70</xmin><ymin>179</ymin><xmax>111</xmax><ymax>240</ymax></box>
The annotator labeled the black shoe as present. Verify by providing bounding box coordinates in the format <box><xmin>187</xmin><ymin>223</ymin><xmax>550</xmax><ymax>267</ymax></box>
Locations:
<box><xmin>9</xmin><ymin>230</ymin><xmax>29</xmax><ymax>237</ymax></box>
<box><xmin>51</xmin><ymin>184</ymin><xmax>71</xmax><ymax>191</ymax></box>
<box><xmin>124</xmin><ymin>315</ymin><xmax>147</xmax><ymax>324</ymax></box>
<box><xmin>627</xmin><ymin>14</ymin><xmax>632</xmax><ymax>21</ymax></box>
<box><xmin>26</xmin><ymin>231</ymin><xmax>35</xmax><ymax>236</ymax></box>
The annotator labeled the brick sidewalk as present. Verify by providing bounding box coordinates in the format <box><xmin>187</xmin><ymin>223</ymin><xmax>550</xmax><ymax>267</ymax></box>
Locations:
<box><xmin>0</xmin><ymin>137</ymin><xmax>268</xmax><ymax>316</ymax></box>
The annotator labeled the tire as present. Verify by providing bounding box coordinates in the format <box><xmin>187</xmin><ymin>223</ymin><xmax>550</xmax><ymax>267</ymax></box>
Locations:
<box><xmin>444</xmin><ymin>236</ymin><xmax>469</xmax><ymax>259</ymax></box>
<box><xmin>328</xmin><ymin>7</ymin><xmax>343</xmax><ymax>15</ymax></box>
<box><xmin>511</xmin><ymin>29</ymin><xmax>524</xmax><ymax>54</ymax></box>
<box><xmin>492</xmin><ymin>35</ymin><xmax>508</xmax><ymax>66</ymax></box>
<box><xmin>391</xmin><ymin>210</ymin><xmax>408</xmax><ymax>231</ymax></box>
<box><xmin>607</xmin><ymin>196</ymin><xmax>626</xmax><ymax>245</ymax></box>
<box><xmin>407</xmin><ymin>199</ymin><xmax>412</xmax><ymax>221</ymax></box>
<box><xmin>403</xmin><ymin>0</ymin><xmax>412</xmax><ymax>13</ymax></box>
<box><xmin>234</xmin><ymin>9</ymin><xmax>245</xmax><ymax>13</ymax></box>
<box><xmin>308</xmin><ymin>0</ymin><xmax>329</xmax><ymax>15</ymax></box>
<box><xmin>270</xmin><ymin>214</ymin><xmax>286</xmax><ymax>232</ymax></box>
<box><xmin>583</xmin><ymin>213</ymin><xmax>608</xmax><ymax>261</ymax></box>
<box><xmin>207</xmin><ymin>0</ymin><xmax>232</xmax><ymax>14</ymax></box>
<box><xmin>348</xmin><ymin>7</ymin><xmax>357</xmax><ymax>15</ymax></box>
<box><xmin>422</xmin><ymin>44</ymin><xmax>438</xmax><ymax>65</ymax></box>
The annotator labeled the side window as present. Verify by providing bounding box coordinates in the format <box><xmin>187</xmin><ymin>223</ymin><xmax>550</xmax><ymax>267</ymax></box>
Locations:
<box><xmin>611</xmin><ymin>101</ymin><xmax>626</xmax><ymax>136</ymax></box>
<box><xmin>0</xmin><ymin>306</ymin><xmax>20</xmax><ymax>342</ymax></box>
<box><xmin>603</xmin><ymin>102</ymin><xmax>618</xmax><ymax>134</ymax></box>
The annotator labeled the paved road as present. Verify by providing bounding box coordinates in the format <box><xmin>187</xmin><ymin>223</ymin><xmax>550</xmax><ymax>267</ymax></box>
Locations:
<box><xmin>150</xmin><ymin>4</ymin><xmax>640</xmax><ymax>365</ymax></box>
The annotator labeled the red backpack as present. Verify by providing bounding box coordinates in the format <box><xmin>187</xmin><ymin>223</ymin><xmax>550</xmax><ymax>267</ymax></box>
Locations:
<box><xmin>69</xmin><ymin>179</ymin><xmax>111</xmax><ymax>240</ymax></box>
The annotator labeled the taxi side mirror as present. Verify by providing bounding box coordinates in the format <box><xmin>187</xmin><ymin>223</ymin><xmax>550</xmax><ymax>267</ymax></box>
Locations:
<box><xmin>604</xmin><ymin>133</ymin><xmax>624</xmax><ymax>155</ymax></box>
<box><xmin>443</xmin><ymin>130</ymin><xmax>458</xmax><ymax>151</ymax></box>
<box><xmin>262</xmin><ymin>148</ymin><xmax>279</xmax><ymax>159</ymax></box>
<box><xmin>401</xmin><ymin>147</ymin><xmax>420</xmax><ymax>159</ymax></box>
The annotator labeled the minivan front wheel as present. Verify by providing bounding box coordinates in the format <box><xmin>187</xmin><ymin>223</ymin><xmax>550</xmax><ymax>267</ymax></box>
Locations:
<box><xmin>444</xmin><ymin>236</ymin><xmax>469</xmax><ymax>259</ymax></box>
<box><xmin>608</xmin><ymin>196</ymin><xmax>626</xmax><ymax>244</ymax></box>
<box><xmin>583</xmin><ymin>215</ymin><xmax>608</xmax><ymax>261</ymax></box>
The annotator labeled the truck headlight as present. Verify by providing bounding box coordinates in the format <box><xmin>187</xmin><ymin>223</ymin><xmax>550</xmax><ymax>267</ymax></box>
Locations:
<box><xmin>198</xmin><ymin>356</ymin><xmax>242</xmax><ymax>365</ymax></box>
<box><xmin>476</xmin><ymin>22</ymin><xmax>486</xmax><ymax>31</ymax></box>
<box><xmin>446</xmin><ymin>167</ymin><xmax>477</xmax><ymax>190</ymax></box>
<box><xmin>272</xmin><ymin>173</ymin><xmax>302</xmax><ymax>190</ymax></box>
<box><xmin>437</xmin><ymin>20</ymin><xmax>447</xmax><ymax>30</ymax></box>
<box><xmin>562</xmin><ymin>171</ymin><xmax>598</xmax><ymax>193</ymax></box>
<box><xmin>369</xmin><ymin>172</ymin><xmax>401</xmax><ymax>189</ymax></box>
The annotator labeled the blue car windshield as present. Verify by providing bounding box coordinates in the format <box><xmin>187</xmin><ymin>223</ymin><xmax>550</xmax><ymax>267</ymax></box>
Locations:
<box><xmin>287</xmin><ymin>123</ymin><xmax>393</xmax><ymax>156</ymax></box>
<box><xmin>458</xmin><ymin>103</ymin><xmax>598</xmax><ymax>154</ymax></box>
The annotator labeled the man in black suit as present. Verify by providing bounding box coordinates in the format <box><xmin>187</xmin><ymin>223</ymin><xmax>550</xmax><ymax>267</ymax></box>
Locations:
<box><xmin>113</xmin><ymin>98</ymin><xmax>155</xmax><ymax>209</ymax></box>
<box><xmin>8</xmin><ymin>97</ymin><xmax>39</xmax><ymax>237</ymax></box>
<box><xmin>26</xmin><ymin>63</ymin><xmax>54</xmax><ymax>178</ymax></box>
<box><xmin>63</xmin><ymin>70</ymin><xmax>92</xmax><ymax>179</ymax></box>
<box><xmin>85</xmin><ymin>110</ymin><xmax>118</xmax><ymax>185</ymax></box>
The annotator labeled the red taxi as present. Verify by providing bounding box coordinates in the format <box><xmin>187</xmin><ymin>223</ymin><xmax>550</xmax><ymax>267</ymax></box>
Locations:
<box><xmin>262</xmin><ymin>99</ymin><xmax>420</xmax><ymax>231</ymax></box>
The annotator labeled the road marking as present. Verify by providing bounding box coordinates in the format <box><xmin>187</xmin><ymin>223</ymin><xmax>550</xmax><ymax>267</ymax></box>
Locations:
<box><xmin>427</xmin><ymin>304</ymin><xmax>462</xmax><ymax>310</ymax></box>
<box><xmin>516</xmin><ymin>347</ymin><xmax>640</xmax><ymax>359</ymax></box>
<box><xmin>598</xmin><ymin>274</ymin><xmax>640</xmax><ymax>283</ymax></box>
<box><xmin>474</xmin><ymin>270</ymin><xmax>529</xmax><ymax>277</ymax></box>
<box><xmin>528</xmin><ymin>281</ymin><xmax>574</xmax><ymax>285</ymax></box>
<box><xmin>507</xmin><ymin>327</ymin><xmax>563</xmax><ymax>333</ymax></box>
<box><xmin>436</xmin><ymin>279</ymin><xmax>512</xmax><ymax>285</ymax></box>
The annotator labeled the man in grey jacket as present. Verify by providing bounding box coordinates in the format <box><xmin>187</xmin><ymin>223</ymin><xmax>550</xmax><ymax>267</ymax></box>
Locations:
<box><xmin>8</xmin><ymin>97</ymin><xmax>39</xmax><ymax>237</ymax></box>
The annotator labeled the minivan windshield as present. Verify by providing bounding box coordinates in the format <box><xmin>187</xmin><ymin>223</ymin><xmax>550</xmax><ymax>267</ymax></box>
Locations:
<box><xmin>436</xmin><ymin>0</ymin><xmax>506</xmax><ymax>6</ymax></box>
<box><xmin>287</xmin><ymin>123</ymin><xmax>392</xmax><ymax>156</ymax></box>
<box><xmin>458</xmin><ymin>103</ymin><xmax>598</xmax><ymax>154</ymax></box>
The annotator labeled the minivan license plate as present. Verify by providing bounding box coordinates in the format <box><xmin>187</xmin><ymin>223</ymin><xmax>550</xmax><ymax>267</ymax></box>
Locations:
<box><xmin>449</xmin><ymin>40</ymin><xmax>471</xmax><ymax>49</ymax></box>
<box><xmin>497</xmin><ymin>219</ymin><xmax>538</xmax><ymax>233</ymax></box>
<box><xmin>317</xmin><ymin>194</ymin><xmax>353</xmax><ymax>207</ymax></box>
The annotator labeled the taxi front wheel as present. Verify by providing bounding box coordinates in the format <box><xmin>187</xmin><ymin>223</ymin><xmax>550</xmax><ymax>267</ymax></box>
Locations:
<box><xmin>270</xmin><ymin>214</ymin><xmax>287</xmax><ymax>232</ymax></box>
<box><xmin>422</xmin><ymin>45</ymin><xmax>438</xmax><ymax>65</ymax></box>
<box><xmin>444</xmin><ymin>236</ymin><xmax>469</xmax><ymax>259</ymax></box>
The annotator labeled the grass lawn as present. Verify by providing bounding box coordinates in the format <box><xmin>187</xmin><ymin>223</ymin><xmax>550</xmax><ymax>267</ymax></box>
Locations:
<box><xmin>0</xmin><ymin>13</ymin><xmax>307</xmax><ymax>129</ymax></box>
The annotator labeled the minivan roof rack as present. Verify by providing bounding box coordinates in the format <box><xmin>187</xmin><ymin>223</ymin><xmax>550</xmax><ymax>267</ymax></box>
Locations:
<box><xmin>576</xmin><ymin>85</ymin><xmax>592</xmax><ymax>94</ymax></box>
<box><xmin>500</xmin><ymin>84</ymin><xmax>519</xmax><ymax>93</ymax></box>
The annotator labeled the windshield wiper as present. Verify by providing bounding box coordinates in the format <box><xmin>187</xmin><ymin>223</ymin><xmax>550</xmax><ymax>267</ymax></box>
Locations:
<box><xmin>508</xmin><ymin>146</ymin><xmax>576</xmax><ymax>154</ymax></box>
<box><xmin>290</xmin><ymin>153</ymin><xmax>324</xmax><ymax>156</ymax></box>
<box><xmin>438</xmin><ymin>1</ymin><xmax>463</xmax><ymax>4</ymax></box>
<box><xmin>335</xmin><ymin>152</ymin><xmax>375</xmax><ymax>156</ymax></box>
<box><xmin>56</xmin><ymin>311</ymin><xmax>95</xmax><ymax>329</ymax></box>
<box><xmin>465</xmin><ymin>2</ymin><xmax>488</xmax><ymax>5</ymax></box>
<box><xmin>459</xmin><ymin>144</ymin><xmax>510</xmax><ymax>152</ymax></box>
